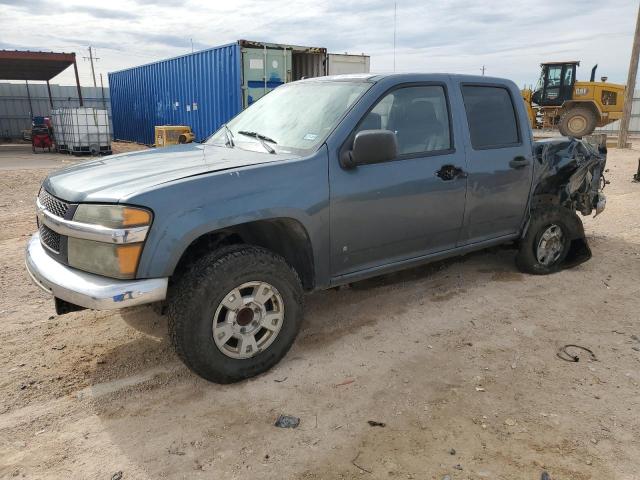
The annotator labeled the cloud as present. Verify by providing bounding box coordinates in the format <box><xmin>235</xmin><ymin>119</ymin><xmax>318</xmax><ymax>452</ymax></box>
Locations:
<box><xmin>131</xmin><ymin>0</ymin><xmax>184</xmax><ymax>4</ymax></box>
<box><xmin>0</xmin><ymin>0</ymin><xmax>46</xmax><ymax>4</ymax></box>
<box><xmin>127</xmin><ymin>32</ymin><xmax>209</xmax><ymax>50</ymax></box>
<box><xmin>0</xmin><ymin>40</ymin><xmax>24</xmax><ymax>49</ymax></box>
<box><xmin>0</xmin><ymin>0</ymin><xmax>636</xmax><ymax>87</ymax></box>
<box><xmin>0</xmin><ymin>0</ymin><xmax>137</xmax><ymax>19</ymax></box>
<box><xmin>72</xmin><ymin>6</ymin><xmax>138</xmax><ymax>19</ymax></box>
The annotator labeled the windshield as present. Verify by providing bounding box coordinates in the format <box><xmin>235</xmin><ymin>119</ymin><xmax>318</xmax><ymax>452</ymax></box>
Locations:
<box><xmin>206</xmin><ymin>80</ymin><xmax>371</xmax><ymax>155</ymax></box>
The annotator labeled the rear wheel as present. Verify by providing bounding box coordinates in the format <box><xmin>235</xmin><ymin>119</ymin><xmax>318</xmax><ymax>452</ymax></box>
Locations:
<box><xmin>516</xmin><ymin>208</ymin><xmax>578</xmax><ymax>274</ymax></box>
<box><xmin>167</xmin><ymin>246</ymin><xmax>304</xmax><ymax>383</ymax></box>
<box><xmin>558</xmin><ymin>106</ymin><xmax>597</xmax><ymax>138</ymax></box>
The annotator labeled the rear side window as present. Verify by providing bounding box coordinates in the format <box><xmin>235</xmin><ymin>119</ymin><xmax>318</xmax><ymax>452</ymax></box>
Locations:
<box><xmin>461</xmin><ymin>86</ymin><xmax>520</xmax><ymax>149</ymax></box>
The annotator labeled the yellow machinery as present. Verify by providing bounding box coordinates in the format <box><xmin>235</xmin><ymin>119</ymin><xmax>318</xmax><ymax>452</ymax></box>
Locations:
<box><xmin>154</xmin><ymin>126</ymin><xmax>195</xmax><ymax>147</ymax></box>
<box><xmin>522</xmin><ymin>61</ymin><xmax>625</xmax><ymax>137</ymax></box>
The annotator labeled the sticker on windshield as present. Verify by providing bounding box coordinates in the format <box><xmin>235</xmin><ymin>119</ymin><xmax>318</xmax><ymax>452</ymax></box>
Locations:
<box><xmin>303</xmin><ymin>133</ymin><xmax>318</xmax><ymax>141</ymax></box>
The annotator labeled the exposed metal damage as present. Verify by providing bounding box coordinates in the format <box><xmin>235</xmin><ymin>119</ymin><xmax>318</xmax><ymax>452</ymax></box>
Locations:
<box><xmin>532</xmin><ymin>137</ymin><xmax>607</xmax><ymax>215</ymax></box>
<box><xmin>529</xmin><ymin>136</ymin><xmax>608</xmax><ymax>268</ymax></box>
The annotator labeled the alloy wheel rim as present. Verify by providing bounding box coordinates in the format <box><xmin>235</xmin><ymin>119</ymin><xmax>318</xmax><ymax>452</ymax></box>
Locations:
<box><xmin>212</xmin><ymin>281</ymin><xmax>285</xmax><ymax>359</ymax></box>
<box><xmin>536</xmin><ymin>224</ymin><xmax>565</xmax><ymax>266</ymax></box>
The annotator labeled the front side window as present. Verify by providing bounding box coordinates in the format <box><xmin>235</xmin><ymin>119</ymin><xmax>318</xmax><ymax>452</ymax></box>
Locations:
<box><xmin>563</xmin><ymin>66</ymin><xmax>574</xmax><ymax>86</ymax></box>
<box><xmin>547</xmin><ymin>66</ymin><xmax>562</xmax><ymax>88</ymax></box>
<box><xmin>357</xmin><ymin>85</ymin><xmax>451</xmax><ymax>155</ymax></box>
<box><xmin>461</xmin><ymin>85</ymin><xmax>520</xmax><ymax>149</ymax></box>
<box><xmin>207</xmin><ymin>80</ymin><xmax>371</xmax><ymax>155</ymax></box>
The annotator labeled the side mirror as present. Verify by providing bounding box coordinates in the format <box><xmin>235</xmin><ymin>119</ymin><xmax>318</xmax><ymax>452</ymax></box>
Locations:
<box><xmin>340</xmin><ymin>130</ymin><xmax>398</xmax><ymax>169</ymax></box>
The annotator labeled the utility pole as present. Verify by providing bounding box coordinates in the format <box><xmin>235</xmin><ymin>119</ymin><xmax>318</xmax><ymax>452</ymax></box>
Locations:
<box><xmin>83</xmin><ymin>46</ymin><xmax>100</xmax><ymax>88</ymax></box>
<box><xmin>480</xmin><ymin>65</ymin><xmax>486</xmax><ymax>76</ymax></box>
<box><xmin>618</xmin><ymin>3</ymin><xmax>640</xmax><ymax>149</ymax></box>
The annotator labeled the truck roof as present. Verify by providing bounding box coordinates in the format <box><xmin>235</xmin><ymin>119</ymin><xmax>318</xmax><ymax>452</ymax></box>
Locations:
<box><xmin>306</xmin><ymin>72</ymin><xmax>513</xmax><ymax>84</ymax></box>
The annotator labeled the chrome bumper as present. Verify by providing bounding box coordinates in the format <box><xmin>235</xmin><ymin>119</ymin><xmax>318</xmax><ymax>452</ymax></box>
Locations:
<box><xmin>25</xmin><ymin>232</ymin><xmax>168</xmax><ymax>310</ymax></box>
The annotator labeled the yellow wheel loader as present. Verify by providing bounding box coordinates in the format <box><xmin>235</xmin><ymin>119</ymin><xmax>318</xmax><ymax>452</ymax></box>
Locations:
<box><xmin>522</xmin><ymin>61</ymin><xmax>625</xmax><ymax>137</ymax></box>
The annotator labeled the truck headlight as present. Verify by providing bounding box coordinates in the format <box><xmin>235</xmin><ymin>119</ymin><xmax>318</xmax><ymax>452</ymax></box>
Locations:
<box><xmin>73</xmin><ymin>204</ymin><xmax>152</xmax><ymax>228</ymax></box>
<box><xmin>67</xmin><ymin>205</ymin><xmax>152</xmax><ymax>279</ymax></box>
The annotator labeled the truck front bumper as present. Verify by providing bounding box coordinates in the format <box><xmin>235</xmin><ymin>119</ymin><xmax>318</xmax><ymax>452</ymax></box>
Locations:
<box><xmin>25</xmin><ymin>233</ymin><xmax>168</xmax><ymax>310</ymax></box>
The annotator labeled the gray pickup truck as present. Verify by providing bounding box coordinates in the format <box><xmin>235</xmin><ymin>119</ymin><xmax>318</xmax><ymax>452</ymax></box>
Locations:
<box><xmin>26</xmin><ymin>73</ymin><xmax>606</xmax><ymax>383</ymax></box>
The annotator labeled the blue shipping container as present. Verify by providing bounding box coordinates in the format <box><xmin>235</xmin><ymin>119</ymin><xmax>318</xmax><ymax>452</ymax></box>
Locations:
<box><xmin>108</xmin><ymin>40</ymin><xmax>327</xmax><ymax>145</ymax></box>
<box><xmin>109</xmin><ymin>42</ymin><xmax>241</xmax><ymax>145</ymax></box>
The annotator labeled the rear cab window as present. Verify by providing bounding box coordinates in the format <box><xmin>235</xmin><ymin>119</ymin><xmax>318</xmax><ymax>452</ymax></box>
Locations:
<box><xmin>461</xmin><ymin>85</ymin><xmax>520</xmax><ymax>149</ymax></box>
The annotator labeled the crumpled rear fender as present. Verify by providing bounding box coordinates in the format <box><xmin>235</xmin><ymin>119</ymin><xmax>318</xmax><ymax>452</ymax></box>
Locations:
<box><xmin>530</xmin><ymin>137</ymin><xmax>607</xmax><ymax>216</ymax></box>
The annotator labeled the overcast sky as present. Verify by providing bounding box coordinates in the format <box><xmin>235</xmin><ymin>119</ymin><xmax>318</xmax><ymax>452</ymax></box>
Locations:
<box><xmin>1</xmin><ymin>0</ymin><xmax>637</xmax><ymax>88</ymax></box>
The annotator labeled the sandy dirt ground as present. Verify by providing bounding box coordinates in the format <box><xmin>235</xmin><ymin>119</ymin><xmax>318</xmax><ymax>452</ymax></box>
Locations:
<box><xmin>0</xmin><ymin>145</ymin><xmax>639</xmax><ymax>480</ymax></box>
<box><xmin>0</xmin><ymin>142</ymin><xmax>148</xmax><ymax>170</ymax></box>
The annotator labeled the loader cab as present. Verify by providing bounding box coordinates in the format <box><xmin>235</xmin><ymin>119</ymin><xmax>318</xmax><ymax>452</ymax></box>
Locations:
<box><xmin>531</xmin><ymin>61</ymin><xmax>578</xmax><ymax>107</ymax></box>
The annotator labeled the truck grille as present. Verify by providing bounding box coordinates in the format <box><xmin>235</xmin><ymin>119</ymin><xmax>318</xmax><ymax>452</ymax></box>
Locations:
<box><xmin>40</xmin><ymin>224</ymin><xmax>61</xmax><ymax>253</ymax></box>
<box><xmin>38</xmin><ymin>189</ymin><xmax>70</xmax><ymax>218</ymax></box>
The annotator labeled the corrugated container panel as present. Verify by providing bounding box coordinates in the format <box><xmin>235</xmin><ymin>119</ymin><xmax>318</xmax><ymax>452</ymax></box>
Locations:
<box><xmin>108</xmin><ymin>43</ymin><xmax>242</xmax><ymax>145</ymax></box>
<box><xmin>292</xmin><ymin>53</ymin><xmax>325</xmax><ymax>80</ymax></box>
<box><xmin>327</xmin><ymin>54</ymin><xmax>371</xmax><ymax>75</ymax></box>
<box><xmin>0</xmin><ymin>82</ymin><xmax>110</xmax><ymax>139</ymax></box>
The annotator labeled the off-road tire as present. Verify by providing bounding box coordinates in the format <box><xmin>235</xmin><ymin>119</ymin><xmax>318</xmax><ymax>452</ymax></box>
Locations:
<box><xmin>516</xmin><ymin>208</ymin><xmax>583</xmax><ymax>275</ymax></box>
<box><xmin>167</xmin><ymin>245</ymin><xmax>304</xmax><ymax>383</ymax></box>
<box><xmin>558</xmin><ymin>106</ymin><xmax>597</xmax><ymax>138</ymax></box>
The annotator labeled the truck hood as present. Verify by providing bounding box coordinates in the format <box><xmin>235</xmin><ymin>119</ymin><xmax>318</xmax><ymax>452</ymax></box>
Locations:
<box><xmin>43</xmin><ymin>143</ymin><xmax>294</xmax><ymax>202</ymax></box>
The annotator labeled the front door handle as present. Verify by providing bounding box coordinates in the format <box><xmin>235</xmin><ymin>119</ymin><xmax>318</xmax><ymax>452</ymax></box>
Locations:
<box><xmin>509</xmin><ymin>156</ymin><xmax>530</xmax><ymax>169</ymax></box>
<box><xmin>436</xmin><ymin>164</ymin><xmax>467</xmax><ymax>181</ymax></box>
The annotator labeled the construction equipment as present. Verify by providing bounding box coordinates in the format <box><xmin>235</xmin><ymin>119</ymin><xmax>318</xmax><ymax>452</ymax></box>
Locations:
<box><xmin>154</xmin><ymin>125</ymin><xmax>194</xmax><ymax>147</ymax></box>
<box><xmin>522</xmin><ymin>61</ymin><xmax>625</xmax><ymax>137</ymax></box>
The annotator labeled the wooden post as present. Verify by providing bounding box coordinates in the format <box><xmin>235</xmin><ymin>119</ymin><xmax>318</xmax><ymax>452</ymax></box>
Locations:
<box><xmin>73</xmin><ymin>58</ymin><xmax>84</xmax><ymax>106</ymax></box>
<box><xmin>618</xmin><ymin>3</ymin><xmax>640</xmax><ymax>149</ymax></box>
<box><xmin>46</xmin><ymin>80</ymin><xmax>54</xmax><ymax>108</ymax></box>
<box><xmin>100</xmin><ymin>73</ymin><xmax>107</xmax><ymax>110</ymax></box>
<box><xmin>25</xmin><ymin>80</ymin><xmax>33</xmax><ymax>118</ymax></box>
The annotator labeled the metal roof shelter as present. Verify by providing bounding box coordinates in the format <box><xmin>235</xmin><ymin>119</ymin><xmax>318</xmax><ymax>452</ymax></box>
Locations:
<box><xmin>0</xmin><ymin>50</ymin><xmax>83</xmax><ymax>108</ymax></box>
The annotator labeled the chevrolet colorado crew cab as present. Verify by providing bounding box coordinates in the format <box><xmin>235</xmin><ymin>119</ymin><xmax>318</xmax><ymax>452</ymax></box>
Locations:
<box><xmin>26</xmin><ymin>73</ymin><xmax>607</xmax><ymax>383</ymax></box>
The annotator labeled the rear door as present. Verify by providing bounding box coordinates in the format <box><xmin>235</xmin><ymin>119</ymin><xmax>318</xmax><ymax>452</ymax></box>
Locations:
<box><xmin>458</xmin><ymin>82</ymin><xmax>534</xmax><ymax>245</ymax></box>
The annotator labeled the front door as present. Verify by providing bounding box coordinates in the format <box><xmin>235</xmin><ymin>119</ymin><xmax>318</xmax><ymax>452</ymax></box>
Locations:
<box><xmin>329</xmin><ymin>83</ymin><xmax>467</xmax><ymax>277</ymax></box>
<box><xmin>458</xmin><ymin>84</ymin><xmax>534</xmax><ymax>244</ymax></box>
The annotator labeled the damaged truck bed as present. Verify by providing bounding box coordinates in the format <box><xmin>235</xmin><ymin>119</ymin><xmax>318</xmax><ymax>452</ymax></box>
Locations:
<box><xmin>527</xmin><ymin>137</ymin><xmax>607</xmax><ymax>268</ymax></box>
<box><xmin>532</xmin><ymin>137</ymin><xmax>607</xmax><ymax>215</ymax></box>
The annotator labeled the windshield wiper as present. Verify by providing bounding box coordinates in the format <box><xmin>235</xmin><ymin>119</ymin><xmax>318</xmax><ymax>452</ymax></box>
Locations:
<box><xmin>237</xmin><ymin>130</ymin><xmax>277</xmax><ymax>154</ymax></box>
<box><xmin>222</xmin><ymin>124</ymin><xmax>235</xmax><ymax>148</ymax></box>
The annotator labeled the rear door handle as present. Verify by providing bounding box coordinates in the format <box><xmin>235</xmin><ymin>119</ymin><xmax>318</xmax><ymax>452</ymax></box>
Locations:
<box><xmin>509</xmin><ymin>156</ymin><xmax>530</xmax><ymax>169</ymax></box>
<box><xmin>436</xmin><ymin>164</ymin><xmax>467</xmax><ymax>181</ymax></box>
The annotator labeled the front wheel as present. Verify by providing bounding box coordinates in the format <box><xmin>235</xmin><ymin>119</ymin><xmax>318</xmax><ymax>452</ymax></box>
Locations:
<box><xmin>167</xmin><ymin>246</ymin><xmax>304</xmax><ymax>383</ymax></box>
<box><xmin>516</xmin><ymin>208</ymin><xmax>581</xmax><ymax>274</ymax></box>
<box><xmin>558</xmin><ymin>106</ymin><xmax>597</xmax><ymax>138</ymax></box>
